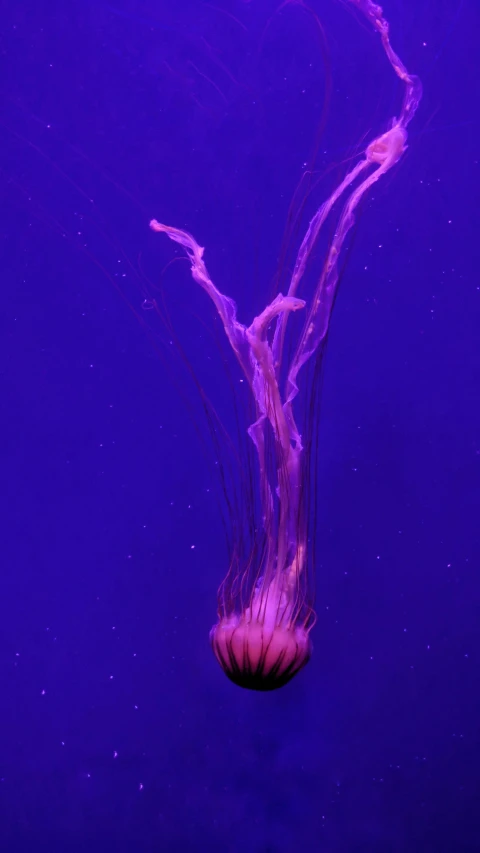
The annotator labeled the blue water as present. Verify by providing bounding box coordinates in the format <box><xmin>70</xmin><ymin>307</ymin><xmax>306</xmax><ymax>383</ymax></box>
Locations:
<box><xmin>1</xmin><ymin>0</ymin><xmax>478</xmax><ymax>851</ymax></box>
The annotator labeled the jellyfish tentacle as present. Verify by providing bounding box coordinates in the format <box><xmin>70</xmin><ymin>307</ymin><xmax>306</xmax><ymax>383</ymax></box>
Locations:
<box><xmin>149</xmin><ymin>220</ymin><xmax>253</xmax><ymax>385</ymax></box>
<box><xmin>272</xmin><ymin>158</ymin><xmax>368</xmax><ymax>376</ymax></box>
<box><xmin>150</xmin><ymin>219</ymin><xmax>307</xmax><ymax>588</ymax></box>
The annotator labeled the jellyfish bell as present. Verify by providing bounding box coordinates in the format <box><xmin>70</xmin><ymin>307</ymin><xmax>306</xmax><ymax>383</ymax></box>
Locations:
<box><xmin>210</xmin><ymin>613</ymin><xmax>312</xmax><ymax>691</ymax></box>
<box><xmin>210</xmin><ymin>573</ymin><xmax>312</xmax><ymax>691</ymax></box>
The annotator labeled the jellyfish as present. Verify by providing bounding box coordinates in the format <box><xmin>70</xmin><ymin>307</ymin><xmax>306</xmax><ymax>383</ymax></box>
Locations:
<box><xmin>150</xmin><ymin>0</ymin><xmax>422</xmax><ymax>691</ymax></box>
